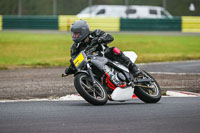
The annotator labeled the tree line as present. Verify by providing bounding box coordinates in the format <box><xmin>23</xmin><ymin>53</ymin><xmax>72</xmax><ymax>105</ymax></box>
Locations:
<box><xmin>0</xmin><ymin>0</ymin><xmax>199</xmax><ymax>16</ymax></box>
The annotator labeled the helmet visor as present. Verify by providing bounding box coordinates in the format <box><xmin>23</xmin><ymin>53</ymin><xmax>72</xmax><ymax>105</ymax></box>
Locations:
<box><xmin>71</xmin><ymin>32</ymin><xmax>81</xmax><ymax>39</ymax></box>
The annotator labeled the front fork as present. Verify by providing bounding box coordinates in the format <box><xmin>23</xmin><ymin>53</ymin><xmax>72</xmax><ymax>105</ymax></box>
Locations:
<box><xmin>86</xmin><ymin>63</ymin><xmax>96</xmax><ymax>86</ymax></box>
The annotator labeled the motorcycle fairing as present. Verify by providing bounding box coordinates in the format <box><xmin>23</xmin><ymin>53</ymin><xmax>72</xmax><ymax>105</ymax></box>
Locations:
<box><xmin>123</xmin><ymin>51</ymin><xmax>137</xmax><ymax>63</ymax></box>
<box><xmin>111</xmin><ymin>86</ymin><xmax>135</xmax><ymax>101</ymax></box>
<box><xmin>90</xmin><ymin>56</ymin><xmax>108</xmax><ymax>71</ymax></box>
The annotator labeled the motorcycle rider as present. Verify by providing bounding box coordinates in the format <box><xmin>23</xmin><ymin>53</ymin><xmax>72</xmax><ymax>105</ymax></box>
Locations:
<box><xmin>65</xmin><ymin>20</ymin><xmax>141</xmax><ymax>76</ymax></box>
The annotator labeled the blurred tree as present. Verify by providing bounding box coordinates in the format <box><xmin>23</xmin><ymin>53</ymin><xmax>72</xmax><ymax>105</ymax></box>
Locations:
<box><xmin>167</xmin><ymin>0</ymin><xmax>200</xmax><ymax>16</ymax></box>
<box><xmin>0</xmin><ymin>0</ymin><xmax>18</xmax><ymax>15</ymax></box>
<box><xmin>0</xmin><ymin>0</ymin><xmax>199</xmax><ymax>16</ymax></box>
<box><xmin>57</xmin><ymin>0</ymin><xmax>88</xmax><ymax>15</ymax></box>
<box><xmin>22</xmin><ymin>0</ymin><xmax>53</xmax><ymax>15</ymax></box>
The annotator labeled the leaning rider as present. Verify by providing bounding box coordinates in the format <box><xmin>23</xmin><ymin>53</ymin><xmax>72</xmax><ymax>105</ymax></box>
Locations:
<box><xmin>65</xmin><ymin>20</ymin><xmax>141</xmax><ymax>76</ymax></box>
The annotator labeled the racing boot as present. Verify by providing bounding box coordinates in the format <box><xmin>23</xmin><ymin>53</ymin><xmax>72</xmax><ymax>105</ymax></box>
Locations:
<box><xmin>128</xmin><ymin>63</ymin><xmax>141</xmax><ymax>77</ymax></box>
<box><xmin>110</xmin><ymin>47</ymin><xmax>142</xmax><ymax>77</ymax></box>
<box><xmin>118</xmin><ymin>51</ymin><xmax>141</xmax><ymax>77</ymax></box>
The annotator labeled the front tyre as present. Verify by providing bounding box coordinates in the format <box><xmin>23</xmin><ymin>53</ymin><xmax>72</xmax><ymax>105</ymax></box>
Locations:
<box><xmin>74</xmin><ymin>73</ymin><xmax>108</xmax><ymax>105</ymax></box>
<box><xmin>134</xmin><ymin>70</ymin><xmax>161</xmax><ymax>103</ymax></box>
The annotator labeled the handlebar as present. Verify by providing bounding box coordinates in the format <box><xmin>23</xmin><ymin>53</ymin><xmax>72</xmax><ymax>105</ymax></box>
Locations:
<box><xmin>85</xmin><ymin>43</ymin><xmax>99</xmax><ymax>55</ymax></box>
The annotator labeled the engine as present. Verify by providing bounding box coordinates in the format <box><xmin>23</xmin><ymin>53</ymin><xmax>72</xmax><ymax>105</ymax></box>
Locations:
<box><xmin>104</xmin><ymin>65</ymin><xmax>127</xmax><ymax>90</ymax></box>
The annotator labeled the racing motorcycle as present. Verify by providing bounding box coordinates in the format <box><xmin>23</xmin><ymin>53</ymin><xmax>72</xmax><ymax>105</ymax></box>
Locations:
<box><xmin>62</xmin><ymin>43</ymin><xmax>161</xmax><ymax>105</ymax></box>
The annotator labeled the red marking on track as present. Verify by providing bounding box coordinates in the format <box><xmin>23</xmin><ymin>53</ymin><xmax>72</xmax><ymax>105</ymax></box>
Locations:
<box><xmin>132</xmin><ymin>94</ymin><xmax>138</xmax><ymax>99</ymax></box>
<box><xmin>173</xmin><ymin>91</ymin><xmax>200</xmax><ymax>96</ymax></box>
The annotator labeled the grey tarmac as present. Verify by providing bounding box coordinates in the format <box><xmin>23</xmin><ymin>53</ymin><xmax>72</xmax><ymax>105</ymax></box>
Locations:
<box><xmin>0</xmin><ymin>97</ymin><xmax>200</xmax><ymax>133</ymax></box>
<box><xmin>0</xmin><ymin>60</ymin><xmax>199</xmax><ymax>100</ymax></box>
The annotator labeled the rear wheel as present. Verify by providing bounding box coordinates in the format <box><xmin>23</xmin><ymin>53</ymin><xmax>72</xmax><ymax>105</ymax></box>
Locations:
<box><xmin>134</xmin><ymin>70</ymin><xmax>161</xmax><ymax>103</ymax></box>
<box><xmin>74</xmin><ymin>73</ymin><xmax>108</xmax><ymax>105</ymax></box>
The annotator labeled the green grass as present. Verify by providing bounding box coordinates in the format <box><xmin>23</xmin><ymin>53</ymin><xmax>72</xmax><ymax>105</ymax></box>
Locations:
<box><xmin>112</xmin><ymin>34</ymin><xmax>200</xmax><ymax>62</ymax></box>
<box><xmin>0</xmin><ymin>31</ymin><xmax>200</xmax><ymax>69</ymax></box>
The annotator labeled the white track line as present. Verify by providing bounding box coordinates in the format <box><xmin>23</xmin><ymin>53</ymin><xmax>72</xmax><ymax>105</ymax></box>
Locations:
<box><xmin>1</xmin><ymin>91</ymin><xmax>199</xmax><ymax>103</ymax></box>
<box><xmin>166</xmin><ymin>91</ymin><xmax>200</xmax><ymax>97</ymax></box>
<box><xmin>55</xmin><ymin>94</ymin><xmax>84</xmax><ymax>101</ymax></box>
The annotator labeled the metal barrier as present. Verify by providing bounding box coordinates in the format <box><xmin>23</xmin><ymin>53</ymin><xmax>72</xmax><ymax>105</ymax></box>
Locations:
<box><xmin>182</xmin><ymin>16</ymin><xmax>200</xmax><ymax>32</ymax></box>
<box><xmin>120</xmin><ymin>17</ymin><xmax>181</xmax><ymax>31</ymax></box>
<box><xmin>3</xmin><ymin>16</ymin><xmax>58</xmax><ymax>29</ymax></box>
<box><xmin>59</xmin><ymin>15</ymin><xmax>120</xmax><ymax>32</ymax></box>
<box><xmin>1</xmin><ymin>15</ymin><xmax>200</xmax><ymax>33</ymax></box>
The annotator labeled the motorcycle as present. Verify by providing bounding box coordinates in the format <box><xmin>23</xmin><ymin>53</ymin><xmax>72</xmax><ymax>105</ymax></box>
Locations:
<box><xmin>62</xmin><ymin>43</ymin><xmax>161</xmax><ymax>105</ymax></box>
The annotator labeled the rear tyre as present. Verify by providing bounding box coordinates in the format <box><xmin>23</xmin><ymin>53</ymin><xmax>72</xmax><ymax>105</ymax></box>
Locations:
<box><xmin>134</xmin><ymin>70</ymin><xmax>161</xmax><ymax>103</ymax></box>
<box><xmin>74</xmin><ymin>73</ymin><xmax>108</xmax><ymax>105</ymax></box>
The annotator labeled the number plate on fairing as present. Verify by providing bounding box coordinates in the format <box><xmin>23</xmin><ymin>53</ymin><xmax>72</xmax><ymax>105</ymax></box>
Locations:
<box><xmin>73</xmin><ymin>52</ymin><xmax>87</xmax><ymax>69</ymax></box>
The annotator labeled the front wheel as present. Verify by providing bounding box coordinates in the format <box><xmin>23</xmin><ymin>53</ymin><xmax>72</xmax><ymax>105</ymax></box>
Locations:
<box><xmin>134</xmin><ymin>70</ymin><xmax>161</xmax><ymax>103</ymax></box>
<box><xmin>74</xmin><ymin>73</ymin><xmax>108</xmax><ymax>105</ymax></box>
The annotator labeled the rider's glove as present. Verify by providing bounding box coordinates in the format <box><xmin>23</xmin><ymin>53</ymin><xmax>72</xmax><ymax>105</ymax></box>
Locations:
<box><xmin>97</xmin><ymin>37</ymin><xmax>103</xmax><ymax>43</ymax></box>
<box><xmin>91</xmin><ymin>37</ymin><xmax>103</xmax><ymax>45</ymax></box>
<box><xmin>65</xmin><ymin>67</ymin><xmax>73</xmax><ymax>75</ymax></box>
<box><xmin>91</xmin><ymin>37</ymin><xmax>98</xmax><ymax>45</ymax></box>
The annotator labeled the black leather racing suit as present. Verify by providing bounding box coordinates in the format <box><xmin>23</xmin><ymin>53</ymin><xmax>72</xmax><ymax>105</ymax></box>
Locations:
<box><xmin>66</xmin><ymin>29</ymin><xmax>138</xmax><ymax>74</ymax></box>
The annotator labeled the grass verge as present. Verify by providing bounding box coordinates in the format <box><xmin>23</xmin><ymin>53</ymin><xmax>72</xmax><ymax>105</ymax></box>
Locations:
<box><xmin>0</xmin><ymin>31</ymin><xmax>200</xmax><ymax>69</ymax></box>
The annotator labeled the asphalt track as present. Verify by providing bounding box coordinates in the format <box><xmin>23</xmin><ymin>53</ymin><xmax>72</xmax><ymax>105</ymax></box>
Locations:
<box><xmin>0</xmin><ymin>61</ymin><xmax>199</xmax><ymax>133</ymax></box>
<box><xmin>0</xmin><ymin>97</ymin><xmax>200</xmax><ymax>133</ymax></box>
<box><xmin>0</xmin><ymin>60</ymin><xmax>199</xmax><ymax>99</ymax></box>
<box><xmin>139</xmin><ymin>60</ymin><xmax>200</xmax><ymax>73</ymax></box>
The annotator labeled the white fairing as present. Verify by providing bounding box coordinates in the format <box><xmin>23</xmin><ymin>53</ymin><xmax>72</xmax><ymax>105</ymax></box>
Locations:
<box><xmin>123</xmin><ymin>51</ymin><xmax>137</xmax><ymax>63</ymax></box>
<box><xmin>111</xmin><ymin>87</ymin><xmax>135</xmax><ymax>101</ymax></box>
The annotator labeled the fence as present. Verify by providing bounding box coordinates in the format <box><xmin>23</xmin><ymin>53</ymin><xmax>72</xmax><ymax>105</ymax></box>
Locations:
<box><xmin>1</xmin><ymin>0</ymin><xmax>200</xmax><ymax>16</ymax></box>
<box><xmin>0</xmin><ymin>15</ymin><xmax>200</xmax><ymax>32</ymax></box>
